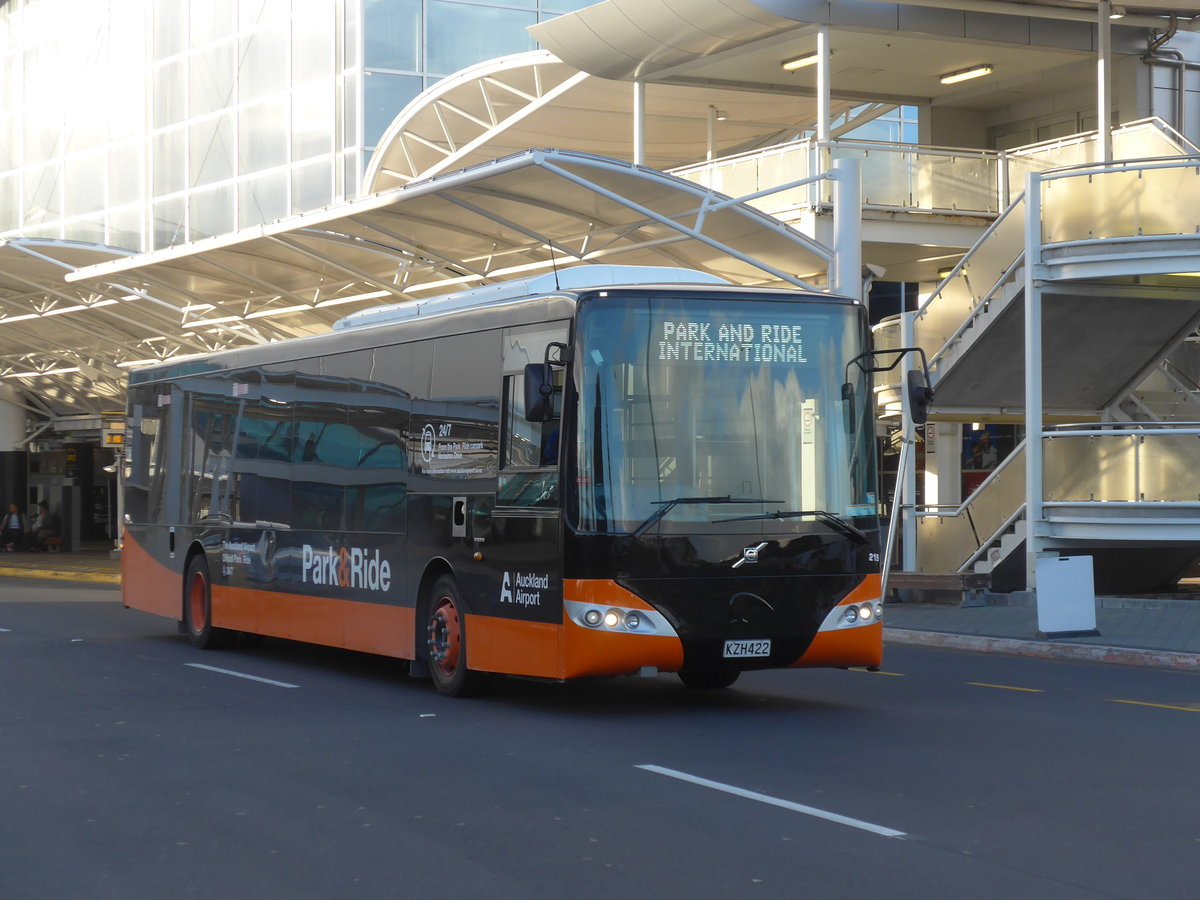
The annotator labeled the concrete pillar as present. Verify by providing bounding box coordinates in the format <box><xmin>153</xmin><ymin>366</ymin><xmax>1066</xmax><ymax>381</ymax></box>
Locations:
<box><xmin>0</xmin><ymin>385</ymin><xmax>27</xmax><ymax>451</ymax></box>
<box><xmin>923</xmin><ymin>423</ymin><xmax>963</xmax><ymax>508</ymax></box>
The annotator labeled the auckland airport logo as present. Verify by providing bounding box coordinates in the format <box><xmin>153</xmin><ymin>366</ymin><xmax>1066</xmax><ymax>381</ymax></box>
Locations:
<box><xmin>500</xmin><ymin>571</ymin><xmax>548</xmax><ymax>607</ymax></box>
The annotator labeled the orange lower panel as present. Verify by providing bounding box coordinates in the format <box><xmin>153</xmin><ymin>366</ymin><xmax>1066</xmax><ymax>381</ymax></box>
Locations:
<box><xmin>121</xmin><ymin>533</ymin><xmax>183</xmax><ymax>620</ymax></box>
<box><xmin>793</xmin><ymin>574</ymin><xmax>884</xmax><ymax>668</ymax></box>
<box><xmin>560</xmin><ymin>579</ymin><xmax>685</xmax><ymax>679</ymax></box>
<box><xmin>793</xmin><ymin>622</ymin><xmax>883</xmax><ymax>668</ymax></box>
<box><xmin>465</xmin><ymin>615</ymin><xmax>561</xmax><ymax>679</ymax></box>
<box><xmin>212</xmin><ymin>584</ymin><xmax>416</xmax><ymax>659</ymax></box>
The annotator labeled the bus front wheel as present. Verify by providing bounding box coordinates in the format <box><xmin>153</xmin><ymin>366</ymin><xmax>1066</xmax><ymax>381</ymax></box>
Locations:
<box><xmin>184</xmin><ymin>555</ymin><xmax>228</xmax><ymax>650</ymax></box>
<box><xmin>426</xmin><ymin>576</ymin><xmax>485</xmax><ymax>698</ymax></box>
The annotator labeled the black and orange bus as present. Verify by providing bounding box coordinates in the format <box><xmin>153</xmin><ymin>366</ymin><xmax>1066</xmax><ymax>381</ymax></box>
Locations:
<box><xmin>121</xmin><ymin>265</ymin><xmax>892</xmax><ymax>695</ymax></box>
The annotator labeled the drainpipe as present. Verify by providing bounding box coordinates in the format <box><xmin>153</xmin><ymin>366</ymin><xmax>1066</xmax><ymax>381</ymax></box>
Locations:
<box><xmin>1024</xmin><ymin>171</ymin><xmax>1045</xmax><ymax>590</ymax></box>
<box><xmin>632</xmin><ymin>81</ymin><xmax>646</xmax><ymax>166</ymax></box>
<box><xmin>1098</xmin><ymin>1</ymin><xmax>1113</xmax><ymax>162</ymax></box>
<box><xmin>817</xmin><ymin>25</ymin><xmax>830</xmax><ymax>144</ymax></box>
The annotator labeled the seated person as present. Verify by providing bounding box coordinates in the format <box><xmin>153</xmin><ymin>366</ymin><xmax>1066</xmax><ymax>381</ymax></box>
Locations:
<box><xmin>2</xmin><ymin>503</ymin><xmax>24</xmax><ymax>551</ymax></box>
<box><xmin>27</xmin><ymin>501</ymin><xmax>57</xmax><ymax>552</ymax></box>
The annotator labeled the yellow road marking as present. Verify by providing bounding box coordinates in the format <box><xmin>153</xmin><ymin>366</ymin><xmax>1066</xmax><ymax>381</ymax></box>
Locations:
<box><xmin>967</xmin><ymin>682</ymin><xmax>1044</xmax><ymax>693</ymax></box>
<box><xmin>1108</xmin><ymin>699</ymin><xmax>1200</xmax><ymax>713</ymax></box>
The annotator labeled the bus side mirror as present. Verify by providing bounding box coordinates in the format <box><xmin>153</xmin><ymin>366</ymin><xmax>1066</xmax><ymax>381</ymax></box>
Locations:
<box><xmin>523</xmin><ymin>362</ymin><xmax>554</xmax><ymax>423</ymax></box>
<box><xmin>907</xmin><ymin>369</ymin><xmax>934</xmax><ymax>426</ymax></box>
<box><xmin>841</xmin><ymin>382</ymin><xmax>856</xmax><ymax>434</ymax></box>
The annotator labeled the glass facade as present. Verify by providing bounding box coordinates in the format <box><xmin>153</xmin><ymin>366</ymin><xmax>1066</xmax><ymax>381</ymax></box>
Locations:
<box><xmin>0</xmin><ymin>0</ymin><xmax>593</xmax><ymax>252</ymax></box>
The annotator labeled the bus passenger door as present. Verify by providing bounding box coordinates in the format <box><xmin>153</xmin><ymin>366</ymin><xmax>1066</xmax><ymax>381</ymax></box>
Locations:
<box><xmin>468</xmin><ymin>330</ymin><xmax>567</xmax><ymax>676</ymax></box>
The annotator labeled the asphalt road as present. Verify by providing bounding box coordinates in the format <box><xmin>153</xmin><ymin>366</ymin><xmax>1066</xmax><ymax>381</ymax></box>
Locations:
<box><xmin>1</xmin><ymin>579</ymin><xmax>1197</xmax><ymax>899</ymax></box>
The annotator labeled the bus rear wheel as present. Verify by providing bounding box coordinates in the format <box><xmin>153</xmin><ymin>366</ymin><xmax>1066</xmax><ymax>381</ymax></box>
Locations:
<box><xmin>184</xmin><ymin>555</ymin><xmax>229</xmax><ymax>650</ymax></box>
<box><xmin>426</xmin><ymin>576</ymin><xmax>485</xmax><ymax>698</ymax></box>
<box><xmin>679</xmin><ymin>669</ymin><xmax>740</xmax><ymax>690</ymax></box>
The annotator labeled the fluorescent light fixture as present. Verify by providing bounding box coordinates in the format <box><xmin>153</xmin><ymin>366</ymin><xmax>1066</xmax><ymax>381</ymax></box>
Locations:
<box><xmin>4</xmin><ymin>366</ymin><xmax>81</xmax><ymax>378</ymax></box>
<box><xmin>245</xmin><ymin>304</ymin><xmax>310</xmax><ymax>319</ymax></box>
<box><xmin>940</xmin><ymin>64</ymin><xmax>993</xmax><ymax>85</ymax></box>
<box><xmin>782</xmin><ymin>52</ymin><xmax>820</xmax><ymax>71</ymax></box>
<box><xmin>316</xmin><ymin>289</ymin><xmax>391</xmax><ymax>308</ymax></box>
<box><xmin>1110</xmin><ymin>5</ymin><xmax>1126</xmax><ymax>18</ymax></box>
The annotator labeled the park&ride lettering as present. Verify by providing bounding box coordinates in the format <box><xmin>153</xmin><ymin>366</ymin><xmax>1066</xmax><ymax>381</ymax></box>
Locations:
<box><xmin>302</xmin><ymin>543</ymin><xmax>392</xmax><ymax>592</ymax></box>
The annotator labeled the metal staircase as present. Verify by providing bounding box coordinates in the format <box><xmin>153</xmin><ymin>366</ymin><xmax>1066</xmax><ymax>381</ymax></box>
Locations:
<box><xmin>877</xmin><ymin>131</ymin><xmax>1200</xmax><ymax>593</ymax></box>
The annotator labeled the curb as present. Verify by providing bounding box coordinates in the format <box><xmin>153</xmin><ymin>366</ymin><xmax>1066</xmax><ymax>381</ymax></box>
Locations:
<box><xmin>0</xmin><ymin>565</ymin><xmax>120</xmax><ymax>585</ymax></box>
<box><xmin>886</xmin><ymin>628</ymin><xmax>1200</xmax><ymax>672</ymax></box>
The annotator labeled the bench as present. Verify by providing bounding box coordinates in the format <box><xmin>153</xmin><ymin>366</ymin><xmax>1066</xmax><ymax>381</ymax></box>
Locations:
<box><xmin>44</xmin><ymin>536</ymin><xmax>63</xmax><ymax>552</ymax></box>
<box><xmin>886</xmin><ymin>571</ymin><xmax>990</xmax><ymax>605</ymax></box>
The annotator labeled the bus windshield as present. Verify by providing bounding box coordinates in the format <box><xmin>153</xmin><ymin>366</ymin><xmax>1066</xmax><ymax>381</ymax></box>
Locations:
<box><xmin>568</xmin><ymin>293</ymin><xmax>876</xmax><ymax>536</ymax></box>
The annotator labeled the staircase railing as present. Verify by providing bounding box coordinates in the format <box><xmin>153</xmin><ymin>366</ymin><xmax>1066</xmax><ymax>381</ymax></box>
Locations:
<box><xmin>1044</xmin><ymin>423</ymin><xmax>1200</xmax><ymax>502</ymax></box>
<box><xmin>915</xmin><ymin>440</ymin><xmax>1027</xmax><ymax>573</ymax></box>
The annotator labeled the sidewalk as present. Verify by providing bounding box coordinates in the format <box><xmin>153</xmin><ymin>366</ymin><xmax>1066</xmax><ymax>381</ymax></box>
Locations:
<box><xmin>885</xmin><ymin>595</ymin><xmax>1200</xmax><ymax>672</ymax></box>
<box><xmin>2</xmin><ymin>548</ymin><xmax>1197</xmax><ymax>672</ymax></box>
<box><xmin>0</xmin><ymin>543</ymin><xmax>121</xmax><ymax>584</ymax></box>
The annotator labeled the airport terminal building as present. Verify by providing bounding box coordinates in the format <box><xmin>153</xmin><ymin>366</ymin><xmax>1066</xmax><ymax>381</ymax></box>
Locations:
<box><xmin>3</xmin><ymin>0</ymin><xmax>1200</xmax><ymax>601</ymax></box>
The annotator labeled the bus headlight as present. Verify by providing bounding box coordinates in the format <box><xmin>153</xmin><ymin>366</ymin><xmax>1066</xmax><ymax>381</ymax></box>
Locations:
<box><xmin>565</xmin><ymin>600</ymin><xmax>675</xmax><ymax>637</ymax></box>
<box><xmin>842</xmin><ymin>606</ymin><xmax>859</xmax><ymax>624</ymax></box>
<box><xmin>858</xmin><ymin>604</ymin><xmax>874</xmax><ymax>622</ymax></box>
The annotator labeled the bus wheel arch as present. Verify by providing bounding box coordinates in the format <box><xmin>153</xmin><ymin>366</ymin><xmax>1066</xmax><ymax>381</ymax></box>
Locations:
<box><xmin>183</xmin><ymin>548</ymin><xmax>229</xmax><ymax>650</ymax></box>
<box><xmin>420</xmin><ymin>567</ymin><xmax>485</xmax><ymax>697</ymax></box>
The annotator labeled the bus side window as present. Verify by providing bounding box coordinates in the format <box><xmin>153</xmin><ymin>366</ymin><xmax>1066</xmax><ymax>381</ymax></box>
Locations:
<box><xmin>501</xmin><ymin>373</ymin><xmax>559</xmax><ymax>469</ymax></box>
<box><xmin>125</xmin><ymin>389</ymin><xmax>162</xmax><ymax>525</ymax></box>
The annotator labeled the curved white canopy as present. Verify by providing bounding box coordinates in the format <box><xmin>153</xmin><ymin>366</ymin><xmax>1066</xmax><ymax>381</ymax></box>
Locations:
<box><xmin>363</xmin><ymin>50</ymin><xmax>871</xmax><ymax>192</ymax></box>
<box><xmin>529</xmin><ymin>0</ymin><xmax>1183</xmax><ymax>106</ymax></box>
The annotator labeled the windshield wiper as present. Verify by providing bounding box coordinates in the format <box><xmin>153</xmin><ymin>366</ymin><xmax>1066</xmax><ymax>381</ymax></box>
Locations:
<box><xmin>629</xmin><ymin>496</ymin><xmax>783</xmax><ymax>540</ymax></box>
<box><xmin>714</xmin><ymin>508</ymin><xmax>869</xmax><ymax>544</ymax></box>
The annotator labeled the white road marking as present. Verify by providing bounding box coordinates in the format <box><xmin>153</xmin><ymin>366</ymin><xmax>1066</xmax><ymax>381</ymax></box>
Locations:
<box><xmin>185</xmin><ymin>663</ymin><xmax>300</xmax><ymax>689</ymax></box>
<box><xmin>636</xmin><ymin>764</ymin><xmax>906</xmax><ymax>839</ymax></box>
<box><xmin>0</xmin><ymin>627</ymin><xmax>10</xmax><ymax>632</ymax></box>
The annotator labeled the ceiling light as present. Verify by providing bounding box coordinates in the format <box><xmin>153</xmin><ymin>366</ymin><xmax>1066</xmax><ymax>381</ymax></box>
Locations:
<box><xmin>316</xmin><ymin>289</ymin><xmax>391</xmax><ymax>308</ymax></box>
<box><xmin>940</xmin><ymin>64</ymin><xmax>993</xmax><ymax>85</ymax></box>
<box><xmin>4</xmin><ymin>367</ymin><xmax>81</xmax><ymax>378</ymax></box>
<box><xmin>1110</xmin><ymin>6</ymin><xmax>1126</xmax><ymax>18</ymax></box>
<box><xmin>781</xmin><ymin>52</ymin><xmax>821</xmax><ymax>71</ymax></box>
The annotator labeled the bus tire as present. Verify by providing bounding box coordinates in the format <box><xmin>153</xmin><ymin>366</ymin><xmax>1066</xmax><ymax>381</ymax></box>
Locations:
<box><xmin>426</xmin><ymin>576</ymin><xmax>485</xmax><ymax>698</ymax></box>
<box><xmin>183</xmin><ymin>554</ymin><xmax>229</xmax><ymax>650</ymax></box>
<box><xmin>678</xmin><ymin>669</ymin><xmax>740</xmax><ymax>690</ymax></box>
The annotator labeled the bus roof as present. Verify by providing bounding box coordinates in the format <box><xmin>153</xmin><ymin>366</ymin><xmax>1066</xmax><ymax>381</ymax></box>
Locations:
<box><xmin>332</xmin><ymin>265</ymin><xmax>728</xmax><ymax>331</ymax></box>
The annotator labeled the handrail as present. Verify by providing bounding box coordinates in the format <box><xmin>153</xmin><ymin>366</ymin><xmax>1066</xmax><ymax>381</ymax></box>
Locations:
<box><xmin>1003</xmin><ymin>117</ymin><xmax>1197</xmax><ymax>160</ymax></box>
<box><xmin>915</xmin><ymin>437</ymin><xmax>1027</xmax><ymax>522</ymax></box>
<box><xmin>960</xmin><ymin>504</ymin><xmax>1026</xmax><ymax>573</ymax></box>
<box><xmin>925</xmin><ymin>249</ymin><xmax>1027</xmax><ymax>373</ymax></box>
<box><xmin>914</xmin><ymin>190</ymin><xmax>1025</xmax><ymax>318</ymax></box>
<box><xmin>670</xmin><ymin>135</ymin><xmax>1000</xmax><ymax>177</ymax></box>
<box><xmin>1047</xmin><ymin>422</ymin><xmax>1200</xmax><ymax>433</ymax></box>
<box><xmin>1034</xmin><ymin>153</ymin><xmax>1200</xmax><ymax>183</ymax></box>
<box><xmin>1162</xmin><ymin>357</ymin><xmax>1200</xmax><ymax>396</ymax></box>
